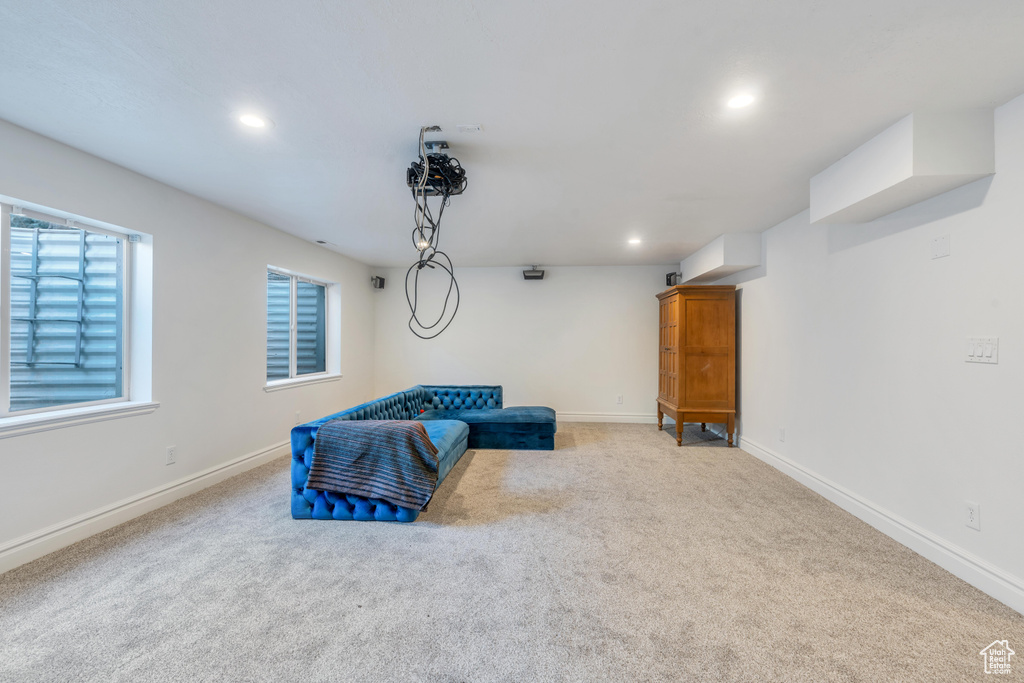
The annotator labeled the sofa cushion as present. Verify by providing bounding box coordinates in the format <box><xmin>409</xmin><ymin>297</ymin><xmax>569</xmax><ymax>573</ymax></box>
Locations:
<box><xmin>418</xmin><ymin>406</ymin><xmax>556</xmax><ymax>435</ymax></box>
<box><xmin>420</xmin><ymin>419</ymin><xmax>470</xmax><ymax>479</ymax></box>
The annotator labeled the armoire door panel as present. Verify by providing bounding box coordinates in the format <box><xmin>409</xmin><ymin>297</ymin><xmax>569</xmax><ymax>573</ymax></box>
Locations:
<box><xmin>659</xmin><ymin>350</ymin><xmax>678</xmax><ymax>402</ymax></box>
<box><xmin>683</xmin><ymin>354</ymin><xmax>732</xmax><ymax>405</ymax></box>
<box><xmin>659</xmin><ymin>294</ymin><xmax>679</xmax><ymax>405</ymax></box>
<box><xmin>684</xmin><ymin>299</ymin><xmax>733</xmax><ymax>347</ymax></box>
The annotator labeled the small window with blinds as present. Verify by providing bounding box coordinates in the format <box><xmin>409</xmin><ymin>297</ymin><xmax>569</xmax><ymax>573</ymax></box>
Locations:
<box><xmin>266</xmin><ymin>268</ymin><xmax>327</xmax><ymax>382</ymax></box>
<box><xmin>2</xmin><ymin>206</ymin><xmax>128</xmax><ymax>415</ymax></box>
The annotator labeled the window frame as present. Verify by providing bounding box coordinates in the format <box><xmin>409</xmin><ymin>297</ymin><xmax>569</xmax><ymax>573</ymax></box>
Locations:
<box><xmin>265</xmin><ymin>266</ymin><xmax>339</xmax><ymax>390</ymax></box>
<box><xmin>0</xmin><ymin>200</ymin><xmax>154</xmax><ymax>429</ymax></box>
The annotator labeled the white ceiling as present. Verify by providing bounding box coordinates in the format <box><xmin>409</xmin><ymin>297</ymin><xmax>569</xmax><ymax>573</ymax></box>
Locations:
<box><xmin>2</xmin><ymin>1</ymin><xmax>1024</xmax><ymax>268</ymax></box>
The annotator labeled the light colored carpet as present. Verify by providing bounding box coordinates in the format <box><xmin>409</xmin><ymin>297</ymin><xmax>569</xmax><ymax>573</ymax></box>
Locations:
<box><xmin>0</xmin><ymin>423</ymin><xmax>1020</xmax><ymax>682</ymax></box>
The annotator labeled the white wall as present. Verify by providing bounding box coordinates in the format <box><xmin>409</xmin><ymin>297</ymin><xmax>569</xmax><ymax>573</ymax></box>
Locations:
<box><xmin>723</xmin><ymin>94</ymin><xmax>1024</xmax><ymax>612</ymax></box>
<box><xmin>0</xmin><ymin>120</ymin><xmax>376</xmax><ymax>569</ymax></box>
<box><xmin>373</xmin><ymin>265</ymin><xmax>670</xmax><ymax>420</ymax></box>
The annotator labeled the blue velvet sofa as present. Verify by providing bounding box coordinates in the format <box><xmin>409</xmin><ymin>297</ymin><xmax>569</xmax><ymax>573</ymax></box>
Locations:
<box><xmin>291</xmin><ymin>385</ymin><xmax>556</xmax><ymax>522</ymax></box>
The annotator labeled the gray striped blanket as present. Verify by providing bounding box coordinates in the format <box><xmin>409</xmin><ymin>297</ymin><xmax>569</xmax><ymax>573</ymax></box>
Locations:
<box><xmin>307</xmin><ymin>420</ymin><xmax>440</xmax><ymax>510</ymax></box>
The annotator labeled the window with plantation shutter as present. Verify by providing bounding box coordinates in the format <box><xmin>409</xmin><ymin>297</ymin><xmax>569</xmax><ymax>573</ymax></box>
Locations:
<box><xmin>266</xmin><ymin>268</ymin><xmax>328</xmax><ymax>383</ymax></box>
<box><xmin>0</xmin><ymin>199</ymin><xmax>155</xmax><ymax>436</ymax></box>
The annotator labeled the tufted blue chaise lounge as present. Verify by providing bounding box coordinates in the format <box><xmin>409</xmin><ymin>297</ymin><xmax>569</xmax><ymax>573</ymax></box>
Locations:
<box><xmin>416</xmin><ymin>385</ymin><xmax>556</xmax><ymax>451</ymax></box>
<box><xmin>291</xmin><ymin>385</ymin><xmax>556</xmax><ymax>522</ymax></box>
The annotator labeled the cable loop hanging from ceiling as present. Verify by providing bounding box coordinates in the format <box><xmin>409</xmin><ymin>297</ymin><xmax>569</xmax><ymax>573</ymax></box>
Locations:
<box><xmin>404</xmin><ymin>126</ymin><xmax>467</xmax><ymax>339</ymax></box>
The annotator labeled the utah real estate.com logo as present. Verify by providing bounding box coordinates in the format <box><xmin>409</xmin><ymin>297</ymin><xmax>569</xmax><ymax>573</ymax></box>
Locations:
<box><xmin>980</xmin><ymin>640</ymin><xmax>1014</xmax><ymax>675</ymax></box>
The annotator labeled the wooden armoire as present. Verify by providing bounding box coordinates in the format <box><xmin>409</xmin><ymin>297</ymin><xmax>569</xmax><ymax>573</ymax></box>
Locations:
<box><xmin>656</xmin><ymin>285</ymin><xmax>737</xmax><ymax>446</ymax></box>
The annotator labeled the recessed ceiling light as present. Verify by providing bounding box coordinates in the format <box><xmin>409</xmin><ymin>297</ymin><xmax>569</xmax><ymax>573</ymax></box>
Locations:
<box><xmin>727</xmin><ymin>93</ymin><xmax>756</xmax><ymax>109</ymax></box>
<box><xmin>239</xmin><ymin>113</ymin><xmax>270</xmax><ymax>128</ymax></box>
<box><xmin>628</xmin><ymin>238</ymin><xmax>642</xmax><ymax>245</ymax></box>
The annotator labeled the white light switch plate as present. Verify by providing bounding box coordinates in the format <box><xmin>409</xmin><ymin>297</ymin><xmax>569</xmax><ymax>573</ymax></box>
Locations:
<box><xmin>966</xmin><ymin>337</ymin><xmax>998</xmax><ymax>364</ymax></box>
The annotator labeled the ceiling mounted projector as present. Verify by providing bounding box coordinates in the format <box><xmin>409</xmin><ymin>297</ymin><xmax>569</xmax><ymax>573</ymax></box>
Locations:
<box><xmin>523</xmin><ymin>266</ymin><xmax>544</xmax><ymax>280</ymax></box>
<box><xmin>406</xmin><ymin>134</ymin><xmax>467</xmax><ymax>197</ymax></box>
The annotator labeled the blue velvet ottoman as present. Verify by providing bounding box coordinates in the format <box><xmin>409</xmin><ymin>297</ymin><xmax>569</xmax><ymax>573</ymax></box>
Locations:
<box><xmin>418</xmin><ymin>406</ymin><xmax>556</xmax><ymax>450</ymax></box>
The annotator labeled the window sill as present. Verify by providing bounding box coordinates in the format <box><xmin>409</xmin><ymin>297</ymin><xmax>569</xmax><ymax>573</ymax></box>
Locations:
<box><xmin>263</xmin><ymin>373</ymin><xmax>342</xmax><ymax>393</ymax></box>
<box><xmin>0</xmin><ymin>401</ymin><xmax>160</xmax><ymax>440</ymax></box>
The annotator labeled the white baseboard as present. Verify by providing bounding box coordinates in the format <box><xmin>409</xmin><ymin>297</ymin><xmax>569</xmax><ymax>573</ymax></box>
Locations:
<box><xmin>740</xmin><ymin>436</ymin><xmax>1024</xmax><ymax>616</ymax></box>
<box><xmin>558</xmin><ymin>412</ymin><xmax>658</xmax><ymax>424</ymax></box>
<box><xmin>0</xmin><ymin>440</ymin><xmax>290</xmax><ymax>575</ymax></box>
